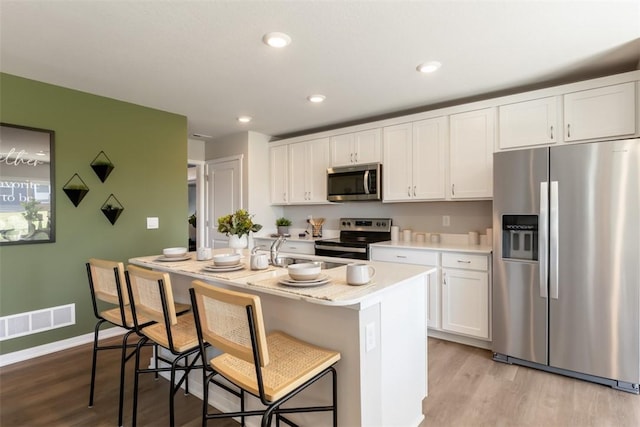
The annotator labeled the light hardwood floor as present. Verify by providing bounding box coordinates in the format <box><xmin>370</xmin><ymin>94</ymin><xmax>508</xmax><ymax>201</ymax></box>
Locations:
<box><xmin>1</xmin><ymin>336</ymin><xmax>638</xmax><ymax>426</ymax></box>
<box><xmin>423</xmin><ymin>338</ymin><xmax>640</xmax><ymax>427</ymax></box>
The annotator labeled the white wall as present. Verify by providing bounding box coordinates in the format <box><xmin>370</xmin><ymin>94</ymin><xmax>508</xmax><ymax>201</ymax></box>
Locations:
<box><xmin>247</xmin><ymin>131</ymin><xmax>283</xmax><ymax>235</ymax></box>
<box><xmin>188</xmin><ymin>138</ymin><xmax>206</xmax><ymax>161</ymax></box>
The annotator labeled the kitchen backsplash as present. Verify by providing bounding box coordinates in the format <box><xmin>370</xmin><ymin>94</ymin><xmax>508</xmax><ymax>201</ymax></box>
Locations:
<box><xmin>282</xmin><ymin>200</ymin><xmax>492</xmax><ymax>235</ymax></box>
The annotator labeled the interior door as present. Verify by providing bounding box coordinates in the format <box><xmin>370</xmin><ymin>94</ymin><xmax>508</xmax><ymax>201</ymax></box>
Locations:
<box><xmin>207</xmin><ymin>156</ymin><xmax>242</xmax><ymax>249</ymax></box>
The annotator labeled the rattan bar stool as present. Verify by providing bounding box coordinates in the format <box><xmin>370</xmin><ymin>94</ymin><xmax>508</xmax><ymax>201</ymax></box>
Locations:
<box><xmin>189</xmin><ymin>280</ymin><xmax>341</xmax><ymax>427</ymax></box>
<box><xmin>87</xmin><ymin>259</ymin><xmax>192</xmax><ymax>426</ymax></box>
<box><xmin>125</xmin><ymin>265</ymin><xmax>206</xmax><ymax>427</ymax></box>
<box><xmin>86</xmin><ymin>258</ymin><xmax>150</xmax><ymax>427</ymax></box>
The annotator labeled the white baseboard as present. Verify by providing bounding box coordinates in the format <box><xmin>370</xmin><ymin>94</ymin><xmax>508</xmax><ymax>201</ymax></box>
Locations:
<box><xmin>428</xmin><ymin>329</ymin><xmax>492</xmax><ymax>350</ymax></box>
<box><xmin>0</xmin><ymin>326</ymin><xmax>126</xmax><ymax>367</ymax></box>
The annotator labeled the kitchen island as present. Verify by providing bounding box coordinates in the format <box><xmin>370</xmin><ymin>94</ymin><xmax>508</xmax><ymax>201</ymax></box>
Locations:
<box><xmin>129</xmin><ymin>251</ymin><xmax>434</xmax><ymax>427</ymax></box>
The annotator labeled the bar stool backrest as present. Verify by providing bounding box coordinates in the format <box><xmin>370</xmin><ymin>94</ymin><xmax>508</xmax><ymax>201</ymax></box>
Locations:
<box><xmin>191</xmin><ymin>280</ymin><xmax>269</xmax><ymax>367</ymax></box>
<box><xmin>87</xmin><ymin>258</ymin><xmax>129</xmax><ymax>315</ymax></box>
<box><xmin>126</xmin><ymin>265</ymin><xmax>177</xmax><ymax>328</ymax></box>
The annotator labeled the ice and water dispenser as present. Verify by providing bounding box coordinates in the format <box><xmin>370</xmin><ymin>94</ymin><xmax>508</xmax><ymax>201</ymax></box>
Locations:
<box><xmin>502</xmin><ymin>215</ymin><xmax>538</xmax><ymax>261</ymax></box>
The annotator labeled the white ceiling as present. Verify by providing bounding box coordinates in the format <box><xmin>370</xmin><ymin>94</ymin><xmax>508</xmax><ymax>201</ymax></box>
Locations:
<box><xmin>1</xmin><ymin>1</ymin><xmax>639</xmax><ymax>142</ymax></box>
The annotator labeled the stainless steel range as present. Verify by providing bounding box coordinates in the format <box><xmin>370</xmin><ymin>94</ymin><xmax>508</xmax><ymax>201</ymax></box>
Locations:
<box><xmin>314</xmin><ymin>218</ymin><xmax>392</xmax><ymax>260</ymax></box>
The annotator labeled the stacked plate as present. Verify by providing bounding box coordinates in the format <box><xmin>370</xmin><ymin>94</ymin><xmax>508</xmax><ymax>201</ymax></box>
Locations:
<box><xmin>157</xmin><ymin>247</ymin><xmax>190</xmax><ymax>262</ymax></box>
<box><xmin>203</xmin><ymin>253</ymin><xmax>244</xmax><ymax>273</ymax></box>
<box><xmin>278</xmin><ymin>274</ymin><xmax>331</xmax><ymax>287</ymax></box>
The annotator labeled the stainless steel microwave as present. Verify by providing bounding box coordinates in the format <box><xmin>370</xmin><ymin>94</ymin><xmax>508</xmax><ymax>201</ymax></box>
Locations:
<box><xmin>327</xmin><ymin>163</ymin><xmax>382</xmax><ymax>202</ymax></box>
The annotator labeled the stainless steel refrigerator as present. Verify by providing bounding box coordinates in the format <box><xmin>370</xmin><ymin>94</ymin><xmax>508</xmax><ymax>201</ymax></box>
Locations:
<box><xmin>492</xmin><ymin>138</ymin><xmax>640</xmax><ymax>393</ymax></box>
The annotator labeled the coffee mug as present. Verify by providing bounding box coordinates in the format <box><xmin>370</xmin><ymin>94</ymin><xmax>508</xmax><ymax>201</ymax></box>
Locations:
<box><xmin>250</xmin><ymin>253</ymin><xmax>269</xmax><ymax>270</ymax></box>
<box><xmin>196</xmin><ymin>247</ymin><xmax>212</xmax><ymax>261</ymax></box>
<box><xmin>346</xmin><ymin>263</ymin><xmax>375</xmax><ymax>286</ymax></box>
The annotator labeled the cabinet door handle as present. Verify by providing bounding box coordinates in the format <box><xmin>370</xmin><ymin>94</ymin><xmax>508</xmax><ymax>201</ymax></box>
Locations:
<box><xmin>355</xmin><ymin>152</ymin><xmax>358</xmax><ymax>163</ymax></box>
<box><xmin>407</xmin><ymin>186</ymin><xmax>411</xmax><ymax>197</ymax></box>
<box><xmin>443</xmin><ymin>272</ymin><xmax>447</xmax><ymax>286</ymax></box>
<box><xmin>350</xmin><ymin>153</ymin><xmax>354</xmax><ymax>163</ymax></box>
<box><xmin>413</xmin><ymin>186</ymin><xmax>417</xmax><ymax>197</ymax></box>
<box><xmin>457</xmin><ymin>260</ymin><xmax>472</xmax><ymax>264</ymax></box>
<box><xmin>396</xmin><ymin>255</ymin><xmax>407</xmax><ymax>259</ymax></box>
<box><xmin>550</xmin><ymin>125</ymin><xmax>554</xmax><ymax>140</ymax></box>
<box><xmin>451</xmin><ymin>184</ymin><xmax>455</xmax><ymax>196</ymax></box>
<box><xmin>283</xmin><ymin>192</ymin><xmax>286</xmax><ymax>201</ymax></box>
<box><xmin>567</xmin><ymin>123</ymin><xmax>571</xmax><ymax>138</ymax></box>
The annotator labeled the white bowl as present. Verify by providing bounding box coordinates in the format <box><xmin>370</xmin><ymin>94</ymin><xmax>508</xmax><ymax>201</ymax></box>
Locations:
<box><xmin>212</xmin><ymin>253</ymin><xmax>241</xmax><ymax>266</ymax></box>
<box><xmin>163</xmin><ymin>247</ymin><xmax>188</xmax><ymax>258</ymax></box>
<box><xmin>288</xmin><ymin>263</ymin><xmax>321</xmax><ymax>281</ymax></box>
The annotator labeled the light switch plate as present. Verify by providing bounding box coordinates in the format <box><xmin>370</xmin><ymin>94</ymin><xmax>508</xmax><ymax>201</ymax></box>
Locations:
<box><xmin>146</xmin><ymin>217</ymin><xmax>159</xmax><ymax>229</ymax></box>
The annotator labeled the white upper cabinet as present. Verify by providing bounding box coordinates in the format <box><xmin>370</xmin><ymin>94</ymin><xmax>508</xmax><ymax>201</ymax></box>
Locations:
<box><xmin>563</xmin><ymin>82</ymin><xmax>636</xmax><ymax>142</ymax></box>
<box><xmin>270</xmin><ymin>144</ymin><xmax>289</xmax><ymax>205</ymax></box>
<box><xmin>498</xmin><ymin>96</ymin><xmax>560</xmax><ymax>149</ymax></box>
<box><xmin>288</xmin><ymin>137</ymin><xmax>330</xmax><ymax>204</ymax></box>
<box><xmin>383</xmin><ymin>117</ymin><xmax>446</xmax><ymax>202</ymax></box>
<box><xmin>330</xmin><ymin>128</ymin><xmax>381</xmax><ymax>166</ymax></box>
<box><xmin>449</xmin><ymin>108</ymin><xmax>495</xmax><ymax>199</ymax></box>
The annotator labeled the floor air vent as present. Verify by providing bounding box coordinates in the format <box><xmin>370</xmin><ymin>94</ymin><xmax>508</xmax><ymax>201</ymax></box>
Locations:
<box><xmin>0</xmin><ymin>304</ymin><xmax>75</xmax><ymax>341</ymax></box>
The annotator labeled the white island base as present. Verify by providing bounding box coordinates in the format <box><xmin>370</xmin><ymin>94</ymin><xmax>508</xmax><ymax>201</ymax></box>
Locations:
<box><xmin>130</xmin><ymin>255</ymin><xmax>432</xmax><ymax>427</ymax></box>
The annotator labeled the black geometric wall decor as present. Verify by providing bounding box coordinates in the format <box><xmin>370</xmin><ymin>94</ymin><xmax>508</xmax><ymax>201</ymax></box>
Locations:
<box><xmin>100</xmin><ymin>194</ymin><xmax>124</xmax><ymax>225</ymax></box>
<box><xmin>62</xmin><ymin>173</ymin><xmax>89</xmax><ymax>207</ymax></box>
<box><xmin>90</xmin><ymin>151</ymin><xmax>114</xmax><ymax>183</ymax></box>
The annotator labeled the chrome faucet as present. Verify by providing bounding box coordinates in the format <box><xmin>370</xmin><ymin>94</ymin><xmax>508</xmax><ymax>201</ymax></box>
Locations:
<box><xmin>270</xmin><ymin>235</ymin><xmax>286</xmax><ymax>266</ymax></box>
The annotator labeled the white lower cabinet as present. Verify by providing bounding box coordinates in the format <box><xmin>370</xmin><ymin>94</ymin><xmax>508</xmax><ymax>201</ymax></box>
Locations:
<box><xmin>441</xmin><ymin>253</ymin><xmax>490</xmax><ymax>340</ymax></box>
<box><xmin>371</xmin><ymin>246</ymin><xmax>492</xmax><ymax>343</ymax></box>
<box><xmin>370</xmin><ymin>246</ymin><xmax>440</xmax><ymax>330</ymax></box>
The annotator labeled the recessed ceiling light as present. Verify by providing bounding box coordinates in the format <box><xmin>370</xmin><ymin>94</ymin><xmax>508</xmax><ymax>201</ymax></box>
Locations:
<box><xmin>416</xmin><ymin>61</ymin><xmax>442</xmax><ymax>73</ymax></box>
<box><xmin>237</xmin><ymin>116</ymin><xmax>252</xmax><ymax>123</ymax></box>
<box><xmin>262</xmin><ymin>32</ymin><xmax>291</xmax><ymax>48</ymax></box>
<box><xmin>307</xmin><ymin>94</ymin><xmax>326</xmax><ymax>103</ymax></box>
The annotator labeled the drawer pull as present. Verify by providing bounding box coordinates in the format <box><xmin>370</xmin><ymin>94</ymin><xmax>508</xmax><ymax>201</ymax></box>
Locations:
<box><xmin>396</xmin><ymin>255</ymin><xmax>407</xmax><ymax>258</ymax></box>
<box><xmin>457</xmin><ymin>260</ymin><xmax>471</xmax><ymax>264</ymax></box>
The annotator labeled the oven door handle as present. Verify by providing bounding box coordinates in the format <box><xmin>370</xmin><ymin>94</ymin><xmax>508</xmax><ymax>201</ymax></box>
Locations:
<box><xmin>314</xmin><ymin>244</ymin><xmax>367</xmax><ymax>254</ymax></box>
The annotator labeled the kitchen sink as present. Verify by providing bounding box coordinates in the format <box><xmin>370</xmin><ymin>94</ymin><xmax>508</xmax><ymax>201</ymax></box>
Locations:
<box><xmin>273</xmin><ymin>257</ymin><xmax>348</xmax><ymax>270</ymax></box>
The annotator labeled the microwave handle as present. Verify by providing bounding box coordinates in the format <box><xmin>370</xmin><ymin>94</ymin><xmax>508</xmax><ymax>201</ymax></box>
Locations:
<box><xmin>363</xmin><ymin>170</ymin><xmax>370</xmax><ymax>194</ymax></box>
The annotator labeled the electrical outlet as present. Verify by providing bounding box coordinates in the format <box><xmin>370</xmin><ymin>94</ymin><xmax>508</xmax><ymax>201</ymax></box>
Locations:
<box><xmin>442</xmin><ymin>215</ymin><xmax>450</xmax><ymax>227</ymax></box>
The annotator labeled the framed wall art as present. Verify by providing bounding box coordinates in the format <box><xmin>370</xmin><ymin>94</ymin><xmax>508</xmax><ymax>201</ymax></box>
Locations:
<box><xmin>0</xmin><ymin>123</ymin><xmax>55</xmax><ymax>244</ymax></box>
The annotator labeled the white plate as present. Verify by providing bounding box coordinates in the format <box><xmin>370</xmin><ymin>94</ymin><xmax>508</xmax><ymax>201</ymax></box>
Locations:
<box><xmin>156</xmin><ymin>255</ymin><xmax>191</xmax><ymax>262</ymax></box>
<box><xmin>278</xmin><ymin>276</ymin><xmax>331</xmax><ymax>287</ymax></box>
<box><xmin>202</xmin><ymin>264</ymin><xmax>244</xmax><ymax>273</ymax></box>
<box><xmin>286</xmin><ymin>273</ymin><xmax>329</xmax><ymax>283</ymax></box>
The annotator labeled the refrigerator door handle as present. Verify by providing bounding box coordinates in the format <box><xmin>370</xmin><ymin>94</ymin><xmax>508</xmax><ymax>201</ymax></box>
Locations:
<box><xmin>539</xmin><ymin>182</ymin><xmax>549</xmax><ymax>299</ymax></box>
<box><xmin>549</xmin><ymin>181</ymin><xmax>559</xmax><ymax>299</ymax></box>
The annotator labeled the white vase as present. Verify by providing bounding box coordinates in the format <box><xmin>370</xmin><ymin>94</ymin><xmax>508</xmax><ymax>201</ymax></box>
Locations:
<box><xmin>228</xmin><ymin>234</ymin><xmax>248</xmax><ymax>256</ymax></box>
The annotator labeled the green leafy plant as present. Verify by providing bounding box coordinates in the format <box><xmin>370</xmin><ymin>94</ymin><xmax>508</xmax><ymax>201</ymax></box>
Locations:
<box><xmin>217</xmin><ymin>209</ymin><xmax>262</xmax><ymax>238</ymax></box>
<box><xmin>275</xmin><ymin>217</ymin><xmax>292</xmax><ymax>226</ymax></box>
<box><xmin>21</xmin><ymin>199</ymin><xmax>41</xmax><ymax>222</ymax></box>
<box><xmin>188</xmin><ymin>213</ymin><xmax>197</xmax><ymax>228</ymax></box>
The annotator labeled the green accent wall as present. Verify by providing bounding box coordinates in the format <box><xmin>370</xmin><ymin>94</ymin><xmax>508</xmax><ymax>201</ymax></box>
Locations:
<box><xmin>0</xmin><ymin>73</ymin><xmax>188</xmax><ymax>354</ymax></box>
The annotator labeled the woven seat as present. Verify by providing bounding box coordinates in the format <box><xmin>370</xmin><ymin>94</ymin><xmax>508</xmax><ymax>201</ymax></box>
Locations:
<box><xmin>189</xmin><ymin>280</ymin><xmax>340</xmax><ymax>427</ymax></box>
<box><xmin>125</xmin><ymin>265</ymin><xmax>206</xmax><ymax>427</ymax></box>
